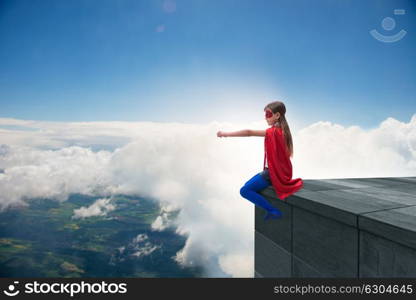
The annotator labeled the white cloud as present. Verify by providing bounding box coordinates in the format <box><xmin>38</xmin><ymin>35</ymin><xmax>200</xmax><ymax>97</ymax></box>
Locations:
<box><xmin>0</xmin><ymin>144</ymin><xmax>113</xmax><ymax>209</ymax></box>
<box><xmin>151</xmin><ymin>210</ymin><xmax>176</xmax><ymax>231</ymax></box>
<box><xmin>72</xmin><ymin>197</ymin><xmax>116</xmax><ymax>219</ymax></box>
<box><xmin>0</xmin><ymin>114</ymin><xmax>415</xmax><ymax>277</ymax></box>
<box><xmin>110</xmin><ymin>233</ymin><xmax>161</xmax><ymax>264</ymax></box>
<box><xmin>294</xmin><ymin>115</ymin><xmax>416</xmax><ymax>179</ymax></box>
<box><xmin>130</xmin><ymin>233</ymin><xmax>160</xmax><ymax>258</ymax></box>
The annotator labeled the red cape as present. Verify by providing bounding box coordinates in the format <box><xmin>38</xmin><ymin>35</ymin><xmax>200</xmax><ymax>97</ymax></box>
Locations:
<box><xmin>263</xmin><ymin>126</ymin><xmax>303</xmax><ymax>200</ymax></box>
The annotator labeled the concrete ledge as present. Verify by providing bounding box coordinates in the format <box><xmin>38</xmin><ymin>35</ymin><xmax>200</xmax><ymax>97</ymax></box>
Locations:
<box><xmin>255</xmin><ymin>176</ymin><xmax>416</xmax><ymax>278</ymax></box>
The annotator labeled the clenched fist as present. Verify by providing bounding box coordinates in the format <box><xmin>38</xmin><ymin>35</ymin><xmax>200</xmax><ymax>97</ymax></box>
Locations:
<box><xmin>217</xmin><ymin>131</ymin><xmax>227</xmax><ymax>138</ymax></box>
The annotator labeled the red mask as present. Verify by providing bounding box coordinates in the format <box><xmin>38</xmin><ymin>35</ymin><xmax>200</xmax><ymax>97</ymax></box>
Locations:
<box><xmin>265</xmin><ymin>110</ymin><xmax>273</xmax><ymax>118</ymax></box>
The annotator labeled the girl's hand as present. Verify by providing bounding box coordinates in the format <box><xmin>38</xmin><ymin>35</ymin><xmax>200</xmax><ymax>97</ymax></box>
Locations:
<box><xmin>217</xmin><ymin>131</ymin><xmax>227</xmax><ymax>138</ymax></box>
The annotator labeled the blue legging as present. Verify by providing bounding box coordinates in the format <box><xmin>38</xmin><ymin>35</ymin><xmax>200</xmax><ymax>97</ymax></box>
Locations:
<box><xmin>240</xmin><ymin>172</ymin><xmax>282</xmax><ymax>219</ymax></box>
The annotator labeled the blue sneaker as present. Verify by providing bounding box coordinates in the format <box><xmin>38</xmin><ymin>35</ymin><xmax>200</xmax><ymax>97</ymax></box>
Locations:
<box><xmin>263</xmin><ymin>208</ymin><xmax>282</xmax><ymax>220</ymax></box>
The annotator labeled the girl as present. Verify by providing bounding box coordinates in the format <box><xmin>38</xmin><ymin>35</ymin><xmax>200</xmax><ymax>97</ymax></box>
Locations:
<box><xmin>216</xmin><ymin>100</ymin><xmax>304</xmax><ymax>221</ymax></box>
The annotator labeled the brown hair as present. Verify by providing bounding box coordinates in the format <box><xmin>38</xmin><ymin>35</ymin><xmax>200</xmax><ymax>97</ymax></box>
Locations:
<box><xmin>264</xmin><ymin>100</ymin><xmax>294</xmax><ymax>158</ymax></box>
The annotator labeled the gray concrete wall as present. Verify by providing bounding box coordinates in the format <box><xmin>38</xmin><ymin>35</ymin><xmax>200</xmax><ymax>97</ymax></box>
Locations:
<box><xmin>255</xmin><ymin>177</ymin><xmax>416</xmax><ymax>278</ymax></box>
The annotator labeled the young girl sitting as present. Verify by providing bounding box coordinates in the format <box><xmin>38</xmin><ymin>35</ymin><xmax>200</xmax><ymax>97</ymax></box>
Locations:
<box><xmin>217</xmin><ymin>100</ymin><xmax>304</xmax><ymax>220</ymax></box>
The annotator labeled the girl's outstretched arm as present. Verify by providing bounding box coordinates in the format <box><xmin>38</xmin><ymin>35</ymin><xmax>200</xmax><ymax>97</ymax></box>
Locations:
<box><xmin>217</xmin><ymin>129</ymin><xmax>266</xmax><ymax>137</ymax></box>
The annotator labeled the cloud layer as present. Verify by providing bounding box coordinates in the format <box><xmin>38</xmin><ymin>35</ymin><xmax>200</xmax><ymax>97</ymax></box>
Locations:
<box><xmin>0</xmin><ymin>114</ymin><xmax>415</xmax><ymax>277</ymax></box>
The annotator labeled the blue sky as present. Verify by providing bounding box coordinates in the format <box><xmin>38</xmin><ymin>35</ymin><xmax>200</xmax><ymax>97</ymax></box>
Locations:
<box><xmin>0</xmin><ymin>0</ymin><xmax>415</xmax><ymax>129</ymax></box>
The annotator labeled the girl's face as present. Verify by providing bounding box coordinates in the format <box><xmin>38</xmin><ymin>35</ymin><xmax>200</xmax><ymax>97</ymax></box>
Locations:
<box><xmin>264</xmin><ymin>108</ymin><xmax>280</xmax><ymax>126</ymax></box>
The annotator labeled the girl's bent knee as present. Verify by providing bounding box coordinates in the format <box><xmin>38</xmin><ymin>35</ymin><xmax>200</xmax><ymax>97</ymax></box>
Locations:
<box><xmin>240</xmin><ymin>186</ymin><xmax>249</xmax><ymax>198</ymax></box>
